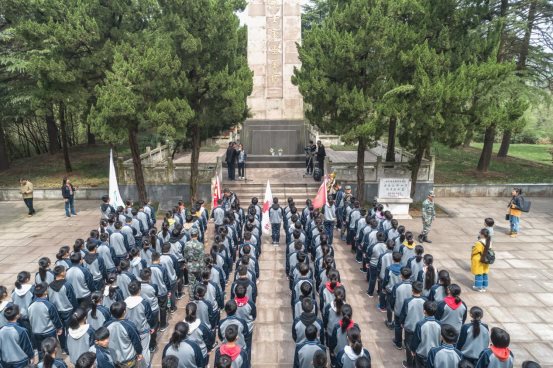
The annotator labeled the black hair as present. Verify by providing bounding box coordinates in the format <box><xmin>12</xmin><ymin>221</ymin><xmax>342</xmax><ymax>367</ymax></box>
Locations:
<box><xmin>215</xmin><ymin>354</ymin><xmax>232</xmax><ymax>368</ymax></box>
<box><xmin>169</xmin><ymin>322</ymin><xmax>190</xmax><ymax>349</ymax></box>
<box><xmin>423</xmin><ymin>301</ymin><xmax>437</xmax><ymax>317</ymax></box>
<box><xmin>94</xmin><ymin>326</ymin><xmax>110</xmax><ymax>341</ymax></box>
<box><xmin>70</xmin><ymin>252</ymin><xmax>82</xmax><ymax>264</ymax></box>
<box><xmin>185</xmin><ymin>302</ymin><xmax>197</xmax><ymax>323</ymax></box>
<box><xmin>340</xmin><ymin>304</ymin><xmax>353</xmax><ymax>332</ymax></box>
<box><xmin>4</xmin><ymin>304</ymin><xmax>20</xmax><ymax>321</ymax></box>
<box><xmin>405</xmin><ymin>231</ymin><xmax>415</xmax><ymax>245</ymax></box>
<box><xmin>355</xmin><ymin>356</ymin><xmax>372</xmax><ymax>368</ymax></box>
<box><xmin>129</xmin><ymin>247</ymin><xmax>140</xmax><ymax>258</ymax></box>
<box><xmin>225</xmin><ymin>300</ymin><xmax>237</xmax><ymax>315</ymax></box>
<box><xmin>75</xmin><ymin>352</ymin><xmax>96</xmax><ymax>368</ymax></box>
<box><xmin>334</xmin><ymin>286</ymin><xmax>346</xmax><ymax>315</ymax></box>
<box><xmin>300</xmin><ymin>281</ymin><xmax>313</xmax><ymax>297</ymax></box>
<box><xmin>119</xmin><ymin>259</ymin><xmax>130</xmax><ymax>271</ymax></box>
<box><xmin>448</xmin><ymin>283</ymin><xmax>462</xmax><ymax>304</ymax></box>
<box><xmin>162</xmin><ymin>242</ymin><xmax>171</xmax><ymax>253</ymax></box>
<box><xmin>34</xmin><ymin>282</ymin><xmax>48</xmax><ymax>297</ymax></box>
<box><xmin>90</xmin><ymin>291</ymin><xmax>103</xmax><ymax>319</ymax></box>
<box><xmin>414</xmin><ymin>244</ymin><xmax>424</xmax><ymax>262</ymax></box>
<box><xmin>423</xmin><ymin>254</ymin><xmax>436</xmax><ymax>291</ymax></box>
<box><xmin>328</xmin><ymin>269</ymin><xmax>340</xmax><ymax>289</ymax></box>
<box><xmin>38</xmin><ymin>257</ymin><xmax>51</xmax><ymax>283</ymax></box>
<box><xmin>224</xmin><ymin>324</ymin><xmax>238</xmax><ymax>342</ymax></box>
<box><xmin>86</xmin><ymin>241</ymin><xmax>97</xmax><ymax>252</ymax></box>
<box><xmin>479</xmin><ymin>228</ymin><xmax>492</xmax><ymax>260</ymax></box>
<box><xmin>441</xmin><ymin>324</ymin><xmax>459</xmax><ymax>344</ymax></box>
<box><xmin>151</xmin><ymin>251</ymin><xmax>161</xmax><ymax>263</ymax></box>
<box><xmin>15</xmin><ymin>271</ymin><xmax>31</xmax><ymax>289</ymax></box>
<box><xmin>110</xmin><ymin>301</ymin><xmax>126</xmax><ymax>319</ymax></box>
<box><xmin>305</xmin><ymin>323</ymin><xmax>318</xmax><ymax>341</ymax></box>
<box><xmin>392</xmin><ymin>252</ymin><xmax>402</xmax><ymax>263</ymax></box>
<box><xmin>376</xmin><ymin>232</ymin><xmax>385</xmax><ymax>242</ymax></box>
<box><xmin>41</xmin><ymin>337</ymin><xmax>59</xmax><ymax>368</ymax></box>
<box><xmin>301</xmin><ymin>297</ymin><xmax>314</xmax><ymax>313</ymax></box>
<box><xmin>128</xmin><ymin>280</ymin><xmax>141</xmax><ymax>296</ymax></box>
<box><xmin>412</xmin><ymin>281</ymin><xmax>423</xmax><ymax>294</ymax></box>
<box><xmin>438</xmin><ymin>270</ymin><xmax>451</xmax><ymax>295</ymax></box>
<box><xmin>69</xmin><ymin>308</ymin><xmax>87</xmax><ymax>330</ymax></box>
<box><xmin>235</xmin><ymin>284</ymin><xmax>246</xmax><ymax>298</ymax></box>
<box><xmin>56</xmin><ymin>246</ymin><xmax>70</xmax><ymax>261</ymax></box>
<box><xmin>521</xmin><ymin>362</ymin><xmax>542</xmax><ymax>368</ymax></box>
<box><xmin>0</xmin><ymin>285</ymin><xmax>7</xmax><ymax>300</ymax></box>
<box><xmin>348</xmin><ymin>326</ymin><xmax>363</xmax><ymax>355</ymax></box>
<box><xmin>458</xmin><ymin>359</ymin><xmax>475</xmax><ymax>368</ymax></box>
<box><xmin>490</xmin><ymin>327</ymin><xmax>510</xmax><ymax>348</ymax></box>
<box><xmin>140</xmin><ymin>268</ymin><xmax>152</xmax><ymax>281</ymax></box>
<box><xmin>400</xmin><ymin>266</ymin><xmax>412</xmax><ymax>280</ymax></box>
<box><xmin>468</xmin><ymin>306</ymin><xmax>483</xmax><ymax>338</ymax></box>
<box><xmin>484</xmin><ymin>217</ymin><xmax>495</xmax><ymax>227</ymax></box>
<box><xmin>313</xmin><ymin>350</ymin><xmax>327</xmax><ymax>368</ymax></box>
<box><xmin>162</xmin><ymin>355</ymin><xmax>180</xmax><ymax>368</ymax></box>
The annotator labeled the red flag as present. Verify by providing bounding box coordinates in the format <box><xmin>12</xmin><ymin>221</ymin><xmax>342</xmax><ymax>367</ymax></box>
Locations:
<box><xmin>212</xmin><ymin>175</ymin><xmax>221</xmax><ymax>209</ymax></box>
<box><xmin>312</xmin><ymin>178</ymin><xmax>328</xmax><ymax>209</ymax></box>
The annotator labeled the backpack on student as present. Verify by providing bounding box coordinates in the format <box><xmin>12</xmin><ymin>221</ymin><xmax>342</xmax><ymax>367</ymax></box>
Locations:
<box><xmin>479</xmin><ymin>241</ymin><xmax>495</xmax><ymax>265</ymax></box>
<box><xmin>519</xmin><ymin>196</ymin><xmax>531</xmax><ymax>213</ymax></box>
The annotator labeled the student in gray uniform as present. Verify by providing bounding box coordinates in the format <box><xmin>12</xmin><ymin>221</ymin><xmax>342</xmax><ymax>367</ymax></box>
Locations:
<box><xmin>355</xmin><ymin>356</ymin><xmax>371</xmax><ymax>368</ymax></box>
<box><xmin>292</xmin><ymin>298</ymin><xmax>323</xmax><ymax>345</ymax></box>
<box><xmin>410</xmin><ymin>301</ymin><xmax>441</xmax><ymax>368</ymax></box>
<box><xmin>269</xmin><ymin>197</ymin><xmax>284</xmax><ymax>245</ymax></box>
<box><xmin>163</xmin><ymin>355</ymin><xmax>180</xmax><ymax>368</ymax></box>
<box><xmin>219</xmin><ymin>300</ymin><xmax>250</xmax><ymax>354</ymax></box>
<box><xmin>117</xmin><ymin>260</ymin><xmax>137</xmax><ymax>300</ymax></box>
<box><xmin>366</xmin><ymin>231</ymin><xmax>387</xmax><ymax>297</ymax></box>
<box><xmin>150</xmin><ymin>252</ymin><xmax>170</xmax><ymax>331</ymax></box>
<box><xmin>39</xmin><ymin>337</ymin><xmax>68</xmax><ymax>368</ymax></box>
<box><xmin>475</xmin><ymin>327</ymin><xmax>514</xmax><ymax>368</ymax></box>
<box><xmin>457</xmin><ymin>306</ymin><xmax>490</xmax><ymax>365</ymax></box>
<box><xmin>435</xmin><ymin>283</ymin><xmax>467</xmax><ymax>334</ymax></box>
<box><xmin>375</xmin><ymin>239</ymin><xmax>394</xmax><ymax>310</ymax></box>
<box><xmin>75</xmin><ymin>351</ymin><xmax>96</xmax><ymax>368</ymax></box>
<box><xmin>183</xmin><ymin>302</ymin><xmax>215</xmax><ymax>366</ymax></box>
<box><xmin>88</xmin><ymin>291</ymin><xmax>111</xmax><ymax>331</ymax></box>
<box><xmin>399</xmin><ymin>281</ymin><xmax>426</xmax><ymax>368</ymax></box>
<box><xmin>90</xmin><ymin>327</ymin><xmax>116</xmax><ymax>368</ymax></box>
<box><xmin>105</xmin><ymin>301</ymin><xmax>144</xmax><ymax>366</ymax></box>
<box><xmin>84</xmin><ymin>241</ymin><xmax>107</xmax><ymax>292</ymax></box>
<box><xmin>48</xmin><ymin>265</ymin><xmax>78</xmax><ymax>354</ymax></box>
<box><xmin>66</xmin><ymin>252</ymin><xmax>94</xmax><ymax>309</ymax></box>
<box><xmin>211</xmin><ymin>199</ymin><xmax>225</xmax><ymax>233</ymax></box>
<box><xmin>125</xmin><ymin>280</ymin><xmax>155</xmax><ymax>365</ymax></box>
<box><xmin>329</xmin><ymin>304</ymin><xmax>359</xmax><ymax>367</ymax></box>
<box><xmin>97</xmin><ymin>233</ymin><xmax>117</xmax><ymax>274</ymax></box>
<box><xmin>103</xmin><ymin>274</ymin><xmax>124</xmax><ymax>309</ymax></box>
<box><xmin>428</xmin><ymin>270</ymin><xmax>450</xmax><ymax>303</ymax></box>
<box><xmin>293</xmin><ymin>324</ymin><xmax>327</xmax><ymax>368</ymax></box>
<box><xmin>139</xmin><ymin>268</ymin><xmax>160</xmax><ymax>353</ymax></box>
<box><xmin>418</xmin><ymin>254</ymin><xmax>437</xmax><ymax>297</ymax></box>
<box><xmin>406</xmin><ymin>245</ymin><xmax>425</xmax><ymax>282</ymax></box>
<box><xmin>162</xmin><ymin>322</ymin><xmax>204</xmax><ymax>368</ymax></box>
<box><xmin>323</xmin><ymin>197</ymin><xmax>337</xmax><ymax>245</ymax></box>
<box><xmin>336</xmin><ymin>326</ymin><xmax>371</xmax><ymax>368</ymax></box>
<box><xmin>35</xmin><ymin>257</ymin><xmax>55</xmax><ymax>285</ymax></box>
<box><xmin>0</xmin><ymin>286</ymin><xmax>9</xmax><ymax>329</ymax></box>
<box><xmin>0</xmin><ymin>304</ymin><xmax>34</xmax><ymax>368</ymax></box>
<box><xmin>214</xmin><ymin>325</ymin><xmax>249</xmax><ymax>368</ymax></box>
<box><xmin>109</xmin><ymin>222</ymin><xmax>128</xmax><ymax>265</ymax></box>
<box><xmin>12</xmin><ymin>271</ymin><xmax>33</xmax><ymax>322</ymax></box>
<box><xmin>160</xmin><ymin>243</ymin><xmax>179</xmax><ymax>311</ymax></box>
<box><xmin>129</xmin><ymin>248</ymin><xmax>147</xmax><ymax>280</ymax></box>
<box><xmin>28</xmin><ymin>283</ymin><xmax>64</xmax><ymax>360</ymax></box>
<box><xmin>382</xmin><ymin>252</ymin><xmax>402</xmax><ymax>327</ymax></box>
<box><xmin>66</xmin><ymin>308</ymin><xmax>95</xmax><ymax>365</ymax></box>
<box><xmin>427</xmin><ymin>324</ymin><xmax>463</xmax><ymax>368</ymax></box>
<box><xmin>233</xmin><ymin>285</ymin><xmax>256</xmax><ymax>344</ymax></box>
<box><xmin>391</xmin><ymin>267</ymin><xmax>413</xmax><ymax>349</ymax></box>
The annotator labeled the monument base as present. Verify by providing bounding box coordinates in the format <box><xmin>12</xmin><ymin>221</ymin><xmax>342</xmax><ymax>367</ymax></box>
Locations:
<box><xmin>241</xmin><ymin>119</ymin><xmax>306</xmax><ymax>155</ymax></box>
<box><xmin>375</xmin><ymin>197</ymin><xmax>413</xmax><ymax>220</ymax></box>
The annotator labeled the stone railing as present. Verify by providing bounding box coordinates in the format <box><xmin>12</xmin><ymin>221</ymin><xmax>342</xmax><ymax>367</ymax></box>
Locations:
<box><xmin>119</xmin><ymin>144</ymin><xmax>223</xmax><ymax>185</ymax></box>
<box><xmin>327</xmin><ymin>155</ymin><xmax>435</xmax><ymax>183</ymax></box>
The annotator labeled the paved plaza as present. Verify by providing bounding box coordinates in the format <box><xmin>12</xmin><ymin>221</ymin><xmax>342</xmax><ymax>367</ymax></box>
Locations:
<box><xmin>0</xmin><ymin>196</ymin><xmax>552</xmax><ymax>366</ymax></box>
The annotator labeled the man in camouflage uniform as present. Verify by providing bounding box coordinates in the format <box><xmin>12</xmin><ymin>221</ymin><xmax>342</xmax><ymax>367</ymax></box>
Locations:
<box><xmin>183</xmin><ymin>228</ymin><xmax>206</xmax><ymax>296</ymax></box>
<box><xmin>418</xmin><ymin>191</ymin><xmax>436</xmax><ymax>243</ymax></box>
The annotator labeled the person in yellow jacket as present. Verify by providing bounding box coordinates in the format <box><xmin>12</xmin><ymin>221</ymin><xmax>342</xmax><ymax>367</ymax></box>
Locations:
<box><xmin>507</xmin><ymin>188</ymin><xmax>523</xmax><ymax>238</ymax></box>
<box><xmin>19</xmin><ymin>178</ymin><xmax>35</xmax><ymax>217</ymax></box>
<box><xmin>471</xmin><ymin>228</ymin><xmax>492</xmax><ymax>292</ymax></box>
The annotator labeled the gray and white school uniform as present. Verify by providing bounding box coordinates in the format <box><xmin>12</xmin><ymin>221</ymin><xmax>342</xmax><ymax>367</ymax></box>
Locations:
<box><xmin>0</xmin><ymin>301</ymin><xmax>10</xmax><ymax>328</ymax></box>
<box><xmin>66</xmin><ymin>265</ymin><xmax>94</xmax><ymax>299</ymax></box>
<box><xmin>97</xmin><ymin>243</ymin><xmax>116</xmax><ymax>271</ymax></box>
<box><xmin>293</xmin><ymin>341</ymin><xmax>326</xmax><ymax>368</ymax></box>
<box><xmin>410</xmin><ymin>317</ymin><xmax>442</xmax><ymax>358</ymax></box>
<box><xmin>48</xmin><ymin>279</ymin><xmax>78</xmax><ymax>315</ymax></box>
<box><xmin>392</xmin><ymin>281</ymin><xmax>412</xmax><ymax>317</ymax></box>
<box><xmin>456</xmin><ymin>322</ymin><xmax>490</xmax><ymax>361</ymax></box>
<box><xmin>399</xmin><ymin>296</ymin><xmax>427</xmax><ymax>333</ymax></box>
<box><xmin>106</xmin><ymin>319</ymin><xmax>143</xmax><ymax>364</ymax></box>
<box><xmin>428</xmin><ymin>284</ymin><xmax>448</xmax><ymax>303</ymax></box>
<box><xmin>427</xmin><ymin>343</ymin><xmax>463</xmax><ymax>368</ymax></box>
<box><xmin>292</xmin><ymin>312</ymin><xmax>324</xmax><ymax>344</ymax></box>
<box><xmin>87</xmin><ymin>305</ymin><xmax>111</xmax><ymax>331</ymax></box>
<box><xmin>117</xmin><ymin>272</ymin><xmax>136</xmax><ymax>300</ymax></box>
<box><xmin>28</xmin><ymin>298</ymin><xmax>63</xmax><ymax>336</ymax></box>
<box><xmin>336</xmin><ymin>346</ymin><xmax>371</xmax><ymax>368</ymax></box>
<box><xmin>436</xmin><ymin>298</ymin><xmax>468</xmax><ymax>334</ymax></box>
<box><xmin>0</xmin><ymin>322</ymin><xmax>34</xmax><ymax>366</ymax></box>
<box><xmin>35</xmin><ymin>271</ymin><xmax>55</xmax><ymax>286</ymax></box>
<box><xmin>11</xmin><ymin>285</ymin><xmax>33</xmax><ymax>318</ymax></box>
<box><xmin>407</xmin><ymin>256</ymin><xmax>424</xmax><ymax>282</ymax></box>
<box><xmin>150</xmin><ymin>264</ymin><xmax>169</xmax><ymax>297</ymax></box>
<box><xmin>330</xmin><ymin>324</ymin><xmax>359</xmax><ymax>357</ymax></box>
<box><xmin>185</xmin><ymin>319</ymin><xmax>214</xmax><ymax>359</ymax></box>
<box><xmin>125</xmin><ymin>296</ymin><xmax>154</xmax><ymax>364</ymax></box>
<box><xmin>235</xmin><ymin>298</ymin><xmax>256</xmax><ymax>334</ymax></box>
<box><xmin>67</xmin><ymin>325</ymin><xmax>95</xmax><ymax>365</ymax></box>
<box><xmin>162</xmin><ymin>339</ymin><xmax>204</xmax><ymax>368</ymax></box>
<box><xmin>109</xmin><ymin>232</ymin><xmax>127</xmax><ymax>258</ymax></box>
<box><xmin>218</xmin><ymin>316</ymin><xmax>249</xmax><ymax>349</ymax></box>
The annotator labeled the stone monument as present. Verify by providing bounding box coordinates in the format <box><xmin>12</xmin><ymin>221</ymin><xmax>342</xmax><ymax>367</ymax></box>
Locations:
<box><xmin>375</xmin><ymin>178</ymin><xmax>413</xmax><ymax>219</ymax></box>
<box><xmin>241</xmin><ymin>0</ymin><xmax>306</xmax><ymax>155</ymax></box>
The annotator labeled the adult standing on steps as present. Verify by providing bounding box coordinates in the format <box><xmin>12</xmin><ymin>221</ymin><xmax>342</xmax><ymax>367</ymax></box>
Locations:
<box><xmin>316</xmin><ymin>140</ymin><xmax>326</xmax><ymax>177</ymax></box>
<box><xmin>20</xmin><ymin>178</ymin><xmax>36</xmax><ymax>217</ymax></box>
<box><xmin>418</xmin><ymin>191</ymin><xmax>435</xmax><ymax>244</ymax></box>
<box><xmin>226</xmin><ymin>142</ymin><xmax>237</xmax><ymax>181</ymax></box>
<box><xmin>237</xmin><ymin>144</ymin><xmax>247</xmax><ymax>180</ymax></box>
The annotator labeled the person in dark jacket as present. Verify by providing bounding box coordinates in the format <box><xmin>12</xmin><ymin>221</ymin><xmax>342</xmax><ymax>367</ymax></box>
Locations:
<box><xmin>0</xmin><ymin>304</ymin><xmax>34</xmax><ymax>368</ymax></box>
<box><xmin>101</xmin><ymin>195</ymin><xmax>116</xmax><ymax>220</ymax></box>
<box><xmin>61</xmin><ymin>177</ymin><xmax>77</xmax><ymax>217</ymax></box>
<box><xmin>316</xmin><ymin>140</ymin><xmax>326</xmax><ymax>176</ymax></box>
<box><xmin>225</xmin><ymin>142</ymin><xmax>237</xmax><ymax>181</ymax></box>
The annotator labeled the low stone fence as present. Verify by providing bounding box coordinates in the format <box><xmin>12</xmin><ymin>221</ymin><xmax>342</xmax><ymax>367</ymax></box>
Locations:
<box><xmin>433</xmin><ymin>183</ymin><xmax>553</xmax><ymax>197</ymax></box>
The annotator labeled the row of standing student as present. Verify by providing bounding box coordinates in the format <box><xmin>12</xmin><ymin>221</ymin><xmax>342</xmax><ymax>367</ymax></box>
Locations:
<box><xmin>0</xmin><ymin>193</ymin><xmax>257</xmax><ymax>368</ymax></box>
<box><xmin>336</xmin><ymin>197</ymin><xmax>538</xmax><ymax>368</ymax></box>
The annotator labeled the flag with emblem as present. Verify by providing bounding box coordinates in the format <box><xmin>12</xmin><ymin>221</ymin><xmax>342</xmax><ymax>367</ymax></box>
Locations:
<box><xmin>261</xmin><ymin>180</ymin><xmax>273</xmax><ymax>235</ymax></box>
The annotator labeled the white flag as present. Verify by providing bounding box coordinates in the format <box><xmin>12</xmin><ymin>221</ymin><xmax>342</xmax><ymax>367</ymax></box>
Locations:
<box><xmin>261</xmin><ymin>180</ymin><xmax>273</xmax><ymax>235</ymax></box>
<box><xmin>109</xmin><ymin>149</ymin><xmax>124</xmax><ymax>208</ymax></box>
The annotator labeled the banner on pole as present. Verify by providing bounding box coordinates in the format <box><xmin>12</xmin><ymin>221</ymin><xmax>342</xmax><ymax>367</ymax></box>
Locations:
<box><xmin>109</xmin><ymin>149</ymin><xmax>124</xmax><ymax>208</ymax></box>
<box><xmin>261</xmin><ymin>180</ymin><xmax>273</xmax><ymax>235</ymax></box>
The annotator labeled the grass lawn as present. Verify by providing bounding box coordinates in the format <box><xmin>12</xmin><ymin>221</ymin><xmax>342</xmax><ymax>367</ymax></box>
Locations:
<box><xmin>471</xmin><ymin>143</ymin><xmax>553</xmax><ymax>166</ymax></box>
<box><xmin>0</xmin><ymin>144</ymin><xmax>127</xmax><ymax>188</ymax></box>
<box><xmin>433</xmin><ymin>143</ymin><xmax>553</xmax><ymax>184</ymax></box>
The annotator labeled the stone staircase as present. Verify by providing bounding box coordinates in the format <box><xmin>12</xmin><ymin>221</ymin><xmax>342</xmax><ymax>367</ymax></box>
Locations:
<box><xmin>229</xmin><ymin>182</ymin><xmax>321</xmax><ymax>205</ymax></box>
<box><xmin>222</xmin><ymin>154</ymin><xmax>306</xmax><ymax>168</ymax></box>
